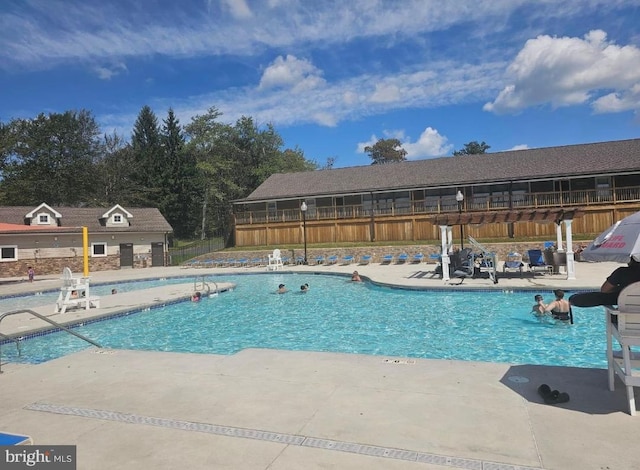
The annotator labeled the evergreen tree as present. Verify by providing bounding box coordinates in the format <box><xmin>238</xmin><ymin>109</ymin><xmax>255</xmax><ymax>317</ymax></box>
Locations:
<box><xmin>130</xmin><ymin>105</ymin><xmax>162</xmax><ymax>205</ymax></box>
<box><xmin>160</xmin><ymin>109</ymin><xmax>199</xmax><ymax>238</ymax></box>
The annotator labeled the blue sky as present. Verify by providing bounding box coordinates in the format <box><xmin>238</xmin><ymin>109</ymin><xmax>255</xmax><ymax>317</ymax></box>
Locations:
<box><xmin>1</xmin><ymin>0</ymin><xmax>639</xmax><ymax>168</ymax></box>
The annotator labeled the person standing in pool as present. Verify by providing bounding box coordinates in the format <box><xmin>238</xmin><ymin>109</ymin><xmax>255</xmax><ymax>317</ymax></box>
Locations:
<box><xmin>545</xmin><ymin>289</ymin><xmax>571</xmax><ymax>321</ymax></box>
<box><xmin>277</xmin><ymin>284</ymin><xmax>288</xmax><ymax>294</ymax></box>
<box><xmin>531</xmin><ymin>294</ymin><xmax>546</xmax><ymax>316</ymax></box>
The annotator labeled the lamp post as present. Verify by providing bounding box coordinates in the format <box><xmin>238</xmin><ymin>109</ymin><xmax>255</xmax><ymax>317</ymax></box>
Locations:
<box><xmin>456</xmin><ymin>190</ymin><xmax>465</xmax><ymax>249</ymax></box>
<box><xmin>300</xmin><ymin>201</ymin><xmax>308</xmax><ymax>265</ymax></box>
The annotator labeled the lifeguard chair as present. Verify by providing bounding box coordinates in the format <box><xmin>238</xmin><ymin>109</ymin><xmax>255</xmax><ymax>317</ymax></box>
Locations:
<box><xmin>54</xmin><ymin>267</ymin><xmax>100</xmax><ymax>314</ymax></box>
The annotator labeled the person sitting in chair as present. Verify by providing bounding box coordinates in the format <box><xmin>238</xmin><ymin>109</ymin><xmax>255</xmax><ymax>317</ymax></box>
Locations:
<box><xmin>600</xmin><ymin>257</ymin><xmax>640</xmax><ymax>301</ymax></box>
<box><xmin>545</xmin><ymin>289</ymin><xmax>571</xmax><ymax>321</ymax></box>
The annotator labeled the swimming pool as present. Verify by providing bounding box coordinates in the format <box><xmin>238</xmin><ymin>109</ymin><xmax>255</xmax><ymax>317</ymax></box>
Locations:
<box><xmin>1</xmin><ymin>273</ymin><xmax>607</xmax><ymax>368</ymax></box>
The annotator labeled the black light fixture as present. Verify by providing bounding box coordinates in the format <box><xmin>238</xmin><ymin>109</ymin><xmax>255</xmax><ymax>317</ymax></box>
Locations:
<box><xmin>300</xmin><ymin>201</ymin><xmax>308</xmax><ymax>264</ymax></box>
<box><xmin>456</xmin><ymin>190</ymin><xmax>465</xmax><ymax>249</ymax></box>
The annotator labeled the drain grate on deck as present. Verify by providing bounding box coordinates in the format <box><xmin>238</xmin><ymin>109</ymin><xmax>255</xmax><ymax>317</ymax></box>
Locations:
<box><xmin>24</xmin><ymin>402</ymin><xmax>543</xmax><ymax>470</ymax></box>
<box><xmin>382</xmin><ymin>358</ymin><xmax>416</xmax><ymax>365</ymax></box>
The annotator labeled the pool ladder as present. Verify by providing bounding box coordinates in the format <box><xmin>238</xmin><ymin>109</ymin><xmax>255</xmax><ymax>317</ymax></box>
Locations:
<box><xmin>194</xmin><ymin>275</ymin><xmax>218</xmax><ymax>297</ymax></box>
<box><xmin>0</xmin><ymin>309</ymin><xmax>102</xmax><ymax>374</ymax></box>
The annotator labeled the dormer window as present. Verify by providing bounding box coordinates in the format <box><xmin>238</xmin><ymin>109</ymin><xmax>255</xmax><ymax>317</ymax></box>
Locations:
<box><xmin>37</xmin><ymin>214</ymin><xmax>50</xmax><ymax>225</ymax></box>
<box><xmin>112</xmin><ymin>214</ymin><xmax>123</xmax><ymax>224</ymax></box>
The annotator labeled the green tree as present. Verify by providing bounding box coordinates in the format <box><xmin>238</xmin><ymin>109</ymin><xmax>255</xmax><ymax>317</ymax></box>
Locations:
<box><xmin>453</xmin><ymin>141</ymin><xmax>491</xmax><ymax>156</ymax></box>
<box><xmin>184</xmin><ymin>107</ymin><xmax>240</xmax><ymax>239</ymax></box>
<box><xmin>159</xmin><ymin>109</ymin><xmax>200</xmax><ymax>238</ymax></box>
<box><xmin>364</xmin><ymin>138</ymin><xmax>407</xmax><ymax>164</ymax></box>
<box><xmin>130</xmin><ymin>105</ymin><xmax>162</xmax><ymax>205</ymax></box>
<box><xmin>0</xmin><ymin>110</ymin><xmax>102</xmax><ymax>205</ymax></box>
<box><xmin>94</xmin><ymin>131</ymin><xmax>139</xmax><ymax>205</ymax></box>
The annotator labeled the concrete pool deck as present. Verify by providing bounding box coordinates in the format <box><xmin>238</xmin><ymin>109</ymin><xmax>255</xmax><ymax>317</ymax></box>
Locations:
<box><xmin>1</xmin><ymin>261</ymin><xmax>639</xmax><ymax>469</ymax></box>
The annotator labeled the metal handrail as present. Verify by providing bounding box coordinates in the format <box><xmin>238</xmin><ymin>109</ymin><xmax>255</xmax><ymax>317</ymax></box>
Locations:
<box><xmin>194</xmin><ymin>275</ymin><xmax>217</xmax><ymax>297</ymax></box>
<box><xmin>0</xmin><ymin>331</ymin><xmax>21</xmax><ymax>357</ymax></box>
<box><xmin>0</xmin><ymin>309</ymin><xmax>102</xmax><ymax>374</ymax></box>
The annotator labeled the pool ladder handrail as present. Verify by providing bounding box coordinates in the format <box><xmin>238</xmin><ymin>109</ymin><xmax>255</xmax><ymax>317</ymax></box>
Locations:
<box><xmin>194</xmin><ymin>275</ymin><xmax>218</xmax><ymax>297</ymax></box>
<box><xmin>0</xmin><ymin>331</ymin><xmax>21</xmax><ymax>358</ymax></box>
<box><xmin>0</xmin><ymin>309</ymin><xmax>102</xmax><ymax>374</ymax></box>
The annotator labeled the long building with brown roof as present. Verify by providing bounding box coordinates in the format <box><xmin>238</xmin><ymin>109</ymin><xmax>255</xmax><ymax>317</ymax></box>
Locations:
<box><xmin>233</xmin><ymin>138</ymin><xmax>640</xmax><ymax>247</ymax></box>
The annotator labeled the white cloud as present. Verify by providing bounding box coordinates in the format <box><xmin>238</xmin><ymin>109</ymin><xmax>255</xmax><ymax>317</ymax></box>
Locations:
<box><xmin>592</xmin><ymin>84</ymin><xmax>640</xmax><ymax>113</ymax></box>
<box><xmin>145</xmin><ymin>60</ymin><xmax>504</xmax><ymax>132</ymax></box>
<box><xmin>369</xmin><ymin>83</ymin><xmax>401</xmax><ymax>103</ymax></box>
<box><xmin>93</xmin><ymin>62</ymin><xmax>127</xmax><ymax>80</ymax></box>
<box><xmin>506</xmin><ymin>144</ymin><xmax>529</xmax><ymax>151</ymax></box>
<box><xmin>222</xmin><ymin>0</ymin><xmax>252</xmax><ymax>19</ymax></box>
<box><xmin>356</xmin><ymin>134</ymin><xmax>379</xmax><ymax>154</ymax></box>
<box><xmin>1</xmin><ymin>0</ymin><xmax>616</xmax><ymax>70</ymax></box>
<box><xmin>259</xmin><ymin>55</ymin><xmax>326</xmax><ymax>93</ymax></box>
<box><xmin>355</xmin><ymin>127</ymin><xmax>452</xmax><ymax>160</ymax></box>
<box><xmin>401</xmin><ymin>127</ymin><xmax>453</xmax><ymax>159</ymax></box>
<box><xmin>484</xmin><ymin>30</ymin><xmax>640</xmax><ymax>114</ymax></box>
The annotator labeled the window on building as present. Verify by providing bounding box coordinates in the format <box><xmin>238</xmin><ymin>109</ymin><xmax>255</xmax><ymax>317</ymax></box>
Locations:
<box><xmin>91</xmin><ymin>243</ymin><xmax>107</xmax><ymax>257</ymax></box>
<box><xmin>37</xmin><ymin>213</ymin><xmax>50</xmax><ymax>224</ymax></box>
<box><xmin>112</xmin><ymin>214</ymin><xmax>123</xmax><ymax>223</ymax></box>
<box><xmin>0</xmin><ymin>245</ymin><xmax>18</xmax><ymax>261</ymax></box>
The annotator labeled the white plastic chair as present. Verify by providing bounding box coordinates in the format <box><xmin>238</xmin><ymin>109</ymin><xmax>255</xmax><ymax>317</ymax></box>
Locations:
<box><xmin>605</xmin><ymin>281</ymin><xmax>640</xmax><ymax>415</ymax></box>
<box><xmin>267</xmin><ymin>249</ymin><xmax>284</xmax><ymax>271</ymax></box>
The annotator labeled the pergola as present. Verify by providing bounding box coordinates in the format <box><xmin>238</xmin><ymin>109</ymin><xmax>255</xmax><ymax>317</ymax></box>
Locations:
<box><xmin>430</xmin><ymin>208</ymin><xmax>584</xmax><ymax>283</ymax></box>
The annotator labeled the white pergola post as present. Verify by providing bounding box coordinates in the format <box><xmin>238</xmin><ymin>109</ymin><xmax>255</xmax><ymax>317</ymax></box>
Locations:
<box><xmin>564</xmin><ymin>219</ymin><xmax>576</xmax><ymax>280</ymax></box>
<box><xmin>440</xmin><ymin>225</ymin><xmax>450</xmax><ymax>282</ymax></box>
<box><xmin>556</xmin><ymin>223</ymin><xmax>564</xmax><ymax>252</ymax></box>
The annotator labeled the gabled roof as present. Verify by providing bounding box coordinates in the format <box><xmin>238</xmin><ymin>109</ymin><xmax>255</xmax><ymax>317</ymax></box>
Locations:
<box><xmin>0</xmin><ymin>206</ymin><xmax>172</xmax><ymax>233</ymax></box>
<box><xmin>25</xmin><ymin>203</ymin><xmax>62</xmax><ymax>219</ymax></box>
<box><xmin>237</xmin><ymin>138</ymin><xmax>640</xmax><ymax>203</ymax></box>
<box><xmin>101</xmin><ymin>204</ymin><xmax>134</xmax><ymax>219</ymax></box>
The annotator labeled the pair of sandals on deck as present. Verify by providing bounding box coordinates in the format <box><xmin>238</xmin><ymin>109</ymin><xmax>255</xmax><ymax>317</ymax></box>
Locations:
<box><xmin>537</xmin><ymin>384</ymin><xmax>570</xmax><ymax>405</ymax></box>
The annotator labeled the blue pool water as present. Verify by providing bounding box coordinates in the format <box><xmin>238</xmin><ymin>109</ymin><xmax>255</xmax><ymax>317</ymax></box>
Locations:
<box><xmin>1</xmin><ymin>273</ymin><xmax>607</xmax><ymax>368</ymax></box>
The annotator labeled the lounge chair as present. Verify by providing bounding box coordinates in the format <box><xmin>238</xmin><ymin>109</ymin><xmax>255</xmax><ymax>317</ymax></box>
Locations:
<box><xmin>267</xmin><ymin>249</ymin><xmax>284</xmax><ymax>270</ymax></box>
<box><xmin>503</xmin><ymin>252</ymin><xmax>524</xmax><ymax>276</ymax></box>
<box><xmin>341</xmin><ymin>255</ymin><xmax>355</xmax><ymax>265</ymax></box>
<box><xmin>527</xmin><ymin>249</ymin><xmax>552</xmax><ymax>274</ymax></box>
<box><xmin>326</xmin><ymin>255</ymin><xmax>338</xmax><ymax>265</ymax></box>
<box><xmin>359</xmin><ymin>255</ymin><xmax>372</xmax><ymax>265</ymax></box>
<box><xmin>396</xmin><ymin>253</ymin><xmax>409</xmax><ymax>264</ymax></box>
<box><xmin>314</xmin><ymin>255</ymin><xmax>326</xmax><ymax>265</ymax></box>
<box><xmin>605</xmin><ymin>281</ymin><xmax>640</xmax><ymax>415</ymax></box>
<box><xmin>450</xmin><ymin>248</ymin><xmax>474</xmax><ymax>284</ymax></box>
<box><xmin>411</xmin><ymin>253</ymin><xmax>424</xmax><ymax>264</ymax></box>
<box><xmin>381</xmin><ymin>254</ymin><xmax>394</xmax><ymax>264</ymax></box>
<box><xmin>250</xmin><ymin>257</ymin><xmax>264</xmax><ymax>266</ymax></box>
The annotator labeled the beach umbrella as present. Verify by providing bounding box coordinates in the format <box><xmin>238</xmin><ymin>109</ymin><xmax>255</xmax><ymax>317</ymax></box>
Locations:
<box><xmin>581</xmin><ymin>211</ymin><xmax>640</xmax><ymax>263</ymax></box>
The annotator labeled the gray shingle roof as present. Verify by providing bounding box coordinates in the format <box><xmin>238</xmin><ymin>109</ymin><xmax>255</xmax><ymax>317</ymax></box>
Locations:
<box><xmin>0</xmin><ymin>206</ymin><xmax>173</xmax><ymax>233</ymax></box>
<box><xmin>238</xmin><ymin>138</ymin><xmax>640</xmax><ymax>202</ymax></box>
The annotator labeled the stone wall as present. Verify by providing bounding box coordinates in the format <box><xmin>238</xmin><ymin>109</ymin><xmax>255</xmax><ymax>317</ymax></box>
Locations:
<box><xmin>4</xmin><ymin>256</ymin><xmax>122</xmax><ymax>279</ymax></box>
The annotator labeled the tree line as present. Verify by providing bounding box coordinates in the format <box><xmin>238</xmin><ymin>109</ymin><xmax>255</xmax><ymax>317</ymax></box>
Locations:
<box><xmin>0</xmin><ymin>105</ymin><xmax>489</xmax><ymax>240</ymax></box>
<box><xmin>0</xmin><ymin>107</ymin><xmax>316</xmax><ymax>240</ymax></box>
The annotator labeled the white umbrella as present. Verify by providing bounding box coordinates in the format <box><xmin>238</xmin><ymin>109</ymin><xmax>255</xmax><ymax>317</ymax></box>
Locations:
<box><xmin>581</xmin><ymin>211</ymin><xmax>640</xmax><ymax>263</ymax></box>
